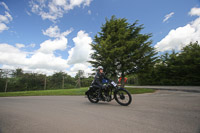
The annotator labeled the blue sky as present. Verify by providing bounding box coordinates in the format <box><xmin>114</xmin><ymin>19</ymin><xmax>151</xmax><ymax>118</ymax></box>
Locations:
<box><xmin>0</xmin><ymin>0</ymin><xmax>200</xmax><ymax>76</ymax></box>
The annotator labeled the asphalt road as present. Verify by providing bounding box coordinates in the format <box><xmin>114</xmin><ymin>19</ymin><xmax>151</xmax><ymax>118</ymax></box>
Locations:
<box><xmin>0</xmin><ymin>90</ymin><xmax>200</xmax><ymax>133</ymax></box>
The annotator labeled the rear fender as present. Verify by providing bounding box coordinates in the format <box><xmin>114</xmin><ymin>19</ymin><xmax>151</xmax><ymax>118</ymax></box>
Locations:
<box><xmin>85</xmin><ymin>86</ymin><xmax>94</xmax><ymax>95</ymax></box>
<box><xmin>85</xmin><ymin>90</ymin><xmax>89</xmax><ymax>95</ymax></box>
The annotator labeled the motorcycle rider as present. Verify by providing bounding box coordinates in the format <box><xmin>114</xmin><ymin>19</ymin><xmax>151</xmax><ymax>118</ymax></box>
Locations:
<box><xmin>91</xmin><ymin>66</ymin><xmax>110</xmax><ymax>100</ymax></box>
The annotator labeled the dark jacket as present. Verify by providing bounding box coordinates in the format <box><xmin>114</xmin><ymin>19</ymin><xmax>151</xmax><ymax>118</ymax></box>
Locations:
<box><xmin>92</xmin><ymin>72</ymin><xmax>109</xmax><ymax>87</ymax></box>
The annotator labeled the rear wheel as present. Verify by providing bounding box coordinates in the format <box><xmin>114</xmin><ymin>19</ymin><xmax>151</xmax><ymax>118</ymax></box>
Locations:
<box><xmin>114</xmin><ymin>89</ymin><xmax>132</xmax><ymax>106</ymax></box>
<box><xmin>87</xmin><ymin>90</ymin><xmax>99</xmax><ymax>103</ymax></box>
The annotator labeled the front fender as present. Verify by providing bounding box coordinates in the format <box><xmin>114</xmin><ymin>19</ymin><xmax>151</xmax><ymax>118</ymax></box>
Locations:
<box><xmin>114</xmin><ymin>87</ymin><xmax>125</xmax><ymax>94</ymax></box>
<box><xmin>118</xmin><ymin>87</ymin><xmax>125</xmax><ymax>90</ymax></box>
<box><xmin>116</xmin><ymin>87</ymin><xmax>125</xmax><ymax>91</ymax></box>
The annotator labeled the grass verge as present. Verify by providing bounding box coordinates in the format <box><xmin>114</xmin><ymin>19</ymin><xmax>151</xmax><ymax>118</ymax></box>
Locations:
<box><xmin>0</xmin><ymin>87</ymin><xmax>155</xmax><ymax>97</ymax></box>
<box><xmin>125</xmin><ymin>87</ymin><xmax>155</xmax><ymax>94</ymax></box>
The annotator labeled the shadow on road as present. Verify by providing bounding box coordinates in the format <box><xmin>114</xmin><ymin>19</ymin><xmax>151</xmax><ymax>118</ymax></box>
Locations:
<box><xmin>82</xmin><ymin>100</ymin><xmax>130</xmax><ymax>107</ymax></box>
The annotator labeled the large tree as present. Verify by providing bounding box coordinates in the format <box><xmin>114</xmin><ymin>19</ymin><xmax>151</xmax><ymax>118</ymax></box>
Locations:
<box><xmin>89</xmin><ymin>16</ymin><xmax>157</xmax><ymax>86</ymax></box>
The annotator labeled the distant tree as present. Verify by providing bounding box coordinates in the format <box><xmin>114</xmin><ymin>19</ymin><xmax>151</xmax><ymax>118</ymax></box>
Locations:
<box><xmin>75</xmin><ymin>70</ymin><xmax>85</xmax><ymax>88</ymax></box>
<box><xmin>48</xmin><ymin>72</ymin><xmax>75</xmax><ymax>89</ymax></box>
<box><xmin>12</xmin><ymin>68</ymin><xmax>23</xmax><ymax>77</ymax></box>
<box><xmin>75</xmin><ymin>70</ymin><xmax>85</xmax><ymax>79</ymax></box>
<box><xmin>89</xmin><ymin>15</ymin><xmax>157</xmax><ymax>87</ymax></box>
<box><xmin>52</xmin><ymin>72</ymin><xmax>64</xmax><ymax>86</ymax></box>
<box><xmin>18</xmin><ymin>73</ymin><xmax>44</xmax><ymax>91</ymax></box>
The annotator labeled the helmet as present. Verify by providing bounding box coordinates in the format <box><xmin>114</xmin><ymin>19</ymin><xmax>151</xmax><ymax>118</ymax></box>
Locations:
<box><xmin>97</xmin><ymin>66</ymin><xmax>103</xmax><ymax>70</ymax></box>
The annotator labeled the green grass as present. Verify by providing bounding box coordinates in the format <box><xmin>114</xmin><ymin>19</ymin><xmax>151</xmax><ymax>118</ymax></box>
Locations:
<box><xmin>0</xmin><ymin>88</ymin><xmax>88</xmax><ymax>97</ymax></box>
<box><xmin>125</xmin><ymin>87</ymin><xmax>155</xmax><ymax>94</ymax></box>
<box><xmin>0</xmin><ymin>87</ymin><xmax>155</xmax><ymax>97</ymax></box>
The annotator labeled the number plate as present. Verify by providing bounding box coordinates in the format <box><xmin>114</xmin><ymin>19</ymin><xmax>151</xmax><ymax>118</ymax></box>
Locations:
<box><xmin>111</xmin><ymin>81</ymin><xmax>117</xmax><ymax>87</ymax></box>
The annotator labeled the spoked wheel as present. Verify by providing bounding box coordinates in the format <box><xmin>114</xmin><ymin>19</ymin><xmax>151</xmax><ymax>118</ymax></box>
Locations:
<box><xmin>114</xmin><ymin>89</ymin><xmax>132</xmax><ymax>106</ymax></box>
<box><xmin>87</xmin><ymin>91</ymin><xmax>99</xmax><ymax>103</ymax></box>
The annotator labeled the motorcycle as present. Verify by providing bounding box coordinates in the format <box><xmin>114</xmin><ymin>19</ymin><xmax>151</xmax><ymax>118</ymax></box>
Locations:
<box><xmin>85</xmin><ymin>80</ymin><xmax>132</xmax><ymax>106</ymax></box>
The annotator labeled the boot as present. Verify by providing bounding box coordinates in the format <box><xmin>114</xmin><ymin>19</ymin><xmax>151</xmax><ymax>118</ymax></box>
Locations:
<box><xmin>98</xmin><ymin>89</ymin><xmax>105</xmax><ymax>101</ymax></box>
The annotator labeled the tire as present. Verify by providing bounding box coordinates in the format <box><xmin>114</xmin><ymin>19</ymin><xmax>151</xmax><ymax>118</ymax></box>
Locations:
<box><xmin>87</xmin><ymin>91</ymin><xmax>99</xmax><ymax>103</ymax></box>
<box><xmin>114</xmin><ymin>89</ymin><xmax>132</xmax><ymax>106</ymax></box>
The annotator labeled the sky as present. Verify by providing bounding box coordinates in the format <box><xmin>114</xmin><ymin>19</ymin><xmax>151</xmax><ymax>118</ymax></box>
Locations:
<box><xmin>0</xmin><ymin>0</ymin><xmax>200</xmax><ymax>76</ymax></box>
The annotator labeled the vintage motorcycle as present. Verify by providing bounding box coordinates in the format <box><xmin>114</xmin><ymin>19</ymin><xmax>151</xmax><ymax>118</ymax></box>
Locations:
<box><xmin>85</xmin><ymin>80</ymin><xmax>132</xmax><ymax>106</ymax></box>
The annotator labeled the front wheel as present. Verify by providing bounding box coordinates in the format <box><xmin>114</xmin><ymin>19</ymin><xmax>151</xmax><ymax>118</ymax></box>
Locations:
<box><xmin>114</xmin><ymin>89</ymin><xmax>132</xmax><ymax>106</ymax></box>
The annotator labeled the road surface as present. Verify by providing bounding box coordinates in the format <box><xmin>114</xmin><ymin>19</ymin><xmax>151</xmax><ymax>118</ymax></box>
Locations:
<box><xmin>0</xmin><ymin>90</ymin><xmax>200</xmax><ymax>133</ymax></box>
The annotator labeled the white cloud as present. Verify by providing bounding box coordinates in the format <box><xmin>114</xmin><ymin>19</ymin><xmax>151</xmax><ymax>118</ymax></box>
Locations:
<box><xmin>29</xmin><ymin>0</ymin><xmax>93</xmax><ymax>22</ymax></box>
<box><xmin>29</xmin><ymin>43</ymin><xmax>36</xmax><ymax>48</ymax></box>
<box><xmin>0</xmin><ymin>2</ymin><xmax>10</xmax><ymax>11</ymax></box>
<box><xmin>28</xmin><ymin>52</ymin><xmax>69</xmax><ymax>70</ymax></box>
<box><xmin>53</xmin><ymin>0</ymin><xmax>67</xmax><ymax>6</ymax></box>
<box><xmin>67</xmin><ymin>30</ymin><xmax>93</xmax><ymax>65</ymax></box>
<box><xmin>40</xmin><ymin>25</ymin><xmax>71</xmax><ymax>54</ymax></box>
<box><xmin>70</xmin><ymin>63</ymin><xmax>87</xmax><ymax>72</ymax></box>
<box><xmin>38</xmin><ymin>36</ymin><xmax>68</xmax><ymax>54</ymax></box>
<box><xmin>42</xmin><ymin>25</ymin><xmax>73</xmax><ymax>38</ymax></box>
<box><xmin>68</xmin><ymin>63</ymin><xmax>93</xmax><ymax>77</ymax></box>
<box><xmin>163</xmin><ymin>12</ymin><xmax>174</xmax><ymax>23</ymax></box>
<box><xmin>5</xmin><ymin>11</ymin><xmax>12</xmax><ymax>21</ymax></box>
<box><xmin>0</xmin><ymin>23</ymin><xmax>8</xmax><ymax>33</ymax></box>
<box><xmin>155</xmin><ymin>7</ymin><xmax>200</xmax><ymax>52</ymax></box>
<box><xmin>43</xmin><ymin>25</ymin><xmax>60</xmax><ymax>37</ymax></box>
<box><xmin>0</xmin><ymin>44</ymin><xmax>28</xmax><ymax>66</ymax></box>
<box><xmin>0</xmin><ymin>25</ymin><xmax>70</xmax><ymax>75</ymax></box>
<box><xmin>88</xmin><ymin>10</ymin><xmax>91</xmax><ymax>15</ymax></box>
<box><xmin>189</xmin><ymin>7</ymin><xmax>200</xmax><ymax>16</ymax></box>
<box><xmin>0</xmin><ymin>41</ymin><xmax>69</xmax><ymax>75</ymax></box>
<box><xmin>0</xmin><ymin>2</ymin><xmax>12</xmax><ymax>33</ymax></box>
<box><xmin>0</xmin><ymin>12</ymin><xmax>12</xmax><ymax>23</ymax></box>
<box><xmin>15</xmin><ymin>43</ymin><xmax>25</xmax><ymax>48</ymax></box>
<box><xmin>66</xmin><ymin>30</ymin><xmax>93</xmax><ymax>77</ymax></box>
<box><xmin>26</xmin><ymin>10</ymin><xmax>32</xmax><ymax>16</ymax></box>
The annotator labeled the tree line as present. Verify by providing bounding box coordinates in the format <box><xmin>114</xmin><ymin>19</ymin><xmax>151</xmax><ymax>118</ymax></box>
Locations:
<box><xmin>136</xmin><ymin>42</ymin><xmax>200</xmax><ymax>85</ymax></box>
<box><xmin>0</xmin><ymin>69</ymin><xmax>93</xmax><ymax>92</ymax></box>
